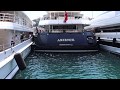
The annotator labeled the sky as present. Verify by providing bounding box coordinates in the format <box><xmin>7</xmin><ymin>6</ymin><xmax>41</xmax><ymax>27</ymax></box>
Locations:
<box><xmin>23</xmin><ymin>11</ymin><xmax>106</xmax><ymax>21</ymax></box>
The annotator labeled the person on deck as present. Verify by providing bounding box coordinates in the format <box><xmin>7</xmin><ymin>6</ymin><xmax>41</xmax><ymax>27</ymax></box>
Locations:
<box><xmin>11</xmin><ymin>37</ymin><xmax>15</xmax><ymax>47</ymax></box>
<box><xmin>20</xmin><ymin>34</ymin><xmax>24</xmax><ymax>42</ymax></box>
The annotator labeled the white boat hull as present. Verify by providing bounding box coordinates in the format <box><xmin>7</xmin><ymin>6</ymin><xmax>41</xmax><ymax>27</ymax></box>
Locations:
<box><xmin>100</xmin><ymin>44</ymin><xmax>120</xmax><ymax>55</ymax></box>
<box><xmin>0</xmin><ymin>39</ymin><xmax>32</xmax><ymax>79</ymax></box>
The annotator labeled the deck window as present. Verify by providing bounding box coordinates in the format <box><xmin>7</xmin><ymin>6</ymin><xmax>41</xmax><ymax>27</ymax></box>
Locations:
<box><xmin>52</xmin><ymin>25</ymin><xmax>76</xmax><ymax>29</ymax></box>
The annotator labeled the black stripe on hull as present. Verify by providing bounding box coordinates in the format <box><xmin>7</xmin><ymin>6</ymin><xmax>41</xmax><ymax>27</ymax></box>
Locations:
<box><xmin>98</xmin><ymin>40</ymin><xmax>120</xmax><ymax>48</ymax></box>
<box><xmin>34</xmin><ymin>50</ymin><xmax>98</xmax><ymax>53</ymax></box>
<box><xmin>33</xmin><ymin>45</ymin><xmax>98</xmax><ymax>50</ymax></box>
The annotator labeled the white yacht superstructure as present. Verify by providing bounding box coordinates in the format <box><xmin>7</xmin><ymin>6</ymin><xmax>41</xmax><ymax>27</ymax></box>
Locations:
<box><xmin>38</xmin><ymin>11</ymin><xmax>90</xmax><ymax>25</ymax></box>
<box><xmin>84</xmin><ymin>11</ymin><xmax>120</xmax><ymax>54</ymax></box>
<box><xmin>0</xmin><ymin>11</ymin><xmax>33</xmax><ymax>79</ymax></box>
<box><xmin>0</xmin><ymin>11</ymin><xmax>32</xmax><ymax>51</ymax></box>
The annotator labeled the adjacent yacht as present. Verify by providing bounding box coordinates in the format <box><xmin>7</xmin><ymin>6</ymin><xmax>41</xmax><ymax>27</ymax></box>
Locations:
<box><xmin>0</xmin><ymin>11</ymin><xmax>33</xmax><ymax>79</ymax></box>
<box><xmin>34</xmin><ymin>11</ymin><xmax>98</xmax><ymax>52</ymax></box>
<box><xmin>84</xmin><ymin>11</ymin><xmax>120</xmax><ymax>55</ymax></box>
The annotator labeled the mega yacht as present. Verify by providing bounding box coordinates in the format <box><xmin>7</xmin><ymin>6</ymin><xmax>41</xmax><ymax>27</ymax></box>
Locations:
<box><xmin>33</xmin><ymin>11</ymin><xmax>98</xmax><ymax>52</ymax></box>
<box><xmin>0</xmin><ymin>11</ymin><xmax>33</xmax><ymax>79</ymax></box>
<box><xmin>84</xmin><ymin>11</ymin><xmax>120</xmax><ymax>55</ymax></box>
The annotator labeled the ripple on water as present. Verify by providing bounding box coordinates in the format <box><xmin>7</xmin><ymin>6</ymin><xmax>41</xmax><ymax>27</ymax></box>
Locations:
<box><xmin>13</xmin><ymin>51</ymin><xmax>120</xmax><ymax>79</ymax></box>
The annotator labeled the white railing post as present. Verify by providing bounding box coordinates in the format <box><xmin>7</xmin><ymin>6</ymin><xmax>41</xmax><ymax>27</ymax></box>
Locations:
<box><xmin>13</xmin><ymin>11</ymin><xmax>15</xmax><ymax>23</ymax></box>
<box><xmin>3</xmin><ymin>13</ymin><xmax>5</xmax><ymax>22</ymax></box>
<box><xmin>2</xmin><ymin>43</ymin><xmax>4</xmax><ymax>51</ymax></box>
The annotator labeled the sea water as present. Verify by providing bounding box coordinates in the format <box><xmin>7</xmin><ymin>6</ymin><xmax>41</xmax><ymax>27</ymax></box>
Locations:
<box><xmin>13</xmin><ymin>51</ymin><xmax>120</xmax><ymax>79</ymax></box>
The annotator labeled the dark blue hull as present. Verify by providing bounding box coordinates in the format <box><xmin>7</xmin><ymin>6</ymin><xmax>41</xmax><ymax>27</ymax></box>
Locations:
<box><xmin>34</xmin><ymin>31</ymin><xmax>98</xmax><ymax>51</ymax></box>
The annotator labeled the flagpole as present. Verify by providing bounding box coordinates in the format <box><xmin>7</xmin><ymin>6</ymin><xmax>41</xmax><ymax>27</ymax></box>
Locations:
<box><xmin>92</xmin><ymin>11</ymin><xmax>93</xmax><ymax>19</ymax></box>
<box><xmin>58</xmin><ymin>12</ymin><xmax>59</xmax><ymax>24</ymax></box>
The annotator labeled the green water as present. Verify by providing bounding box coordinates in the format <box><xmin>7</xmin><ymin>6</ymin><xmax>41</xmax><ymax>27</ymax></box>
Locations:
<box><xmin>13</xmin><ymin>51</ymin><xmax>120</xmax><ymax>79</ymax></box>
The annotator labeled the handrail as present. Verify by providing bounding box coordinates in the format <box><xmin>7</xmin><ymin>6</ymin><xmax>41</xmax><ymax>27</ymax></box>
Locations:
<box><xmin>0</xmin><ymin>37</ymin><xmax>31</xmax><ymax>52</ymax></box>
<box><xmin>0</xmin><ymin>45</ymin><xmax>3</xmax><ymax>52</ymax></box>
<box><xmin>0</xmin><ymin>12</ymin><xmax>32</xmax><ymax>28</ymax></box>
<box><xmin>49</xmin><ymin>29</ymin><xmax>82</xmax><ymax>31</ymax></box>
<box><xmin>0</xmin><ymin>37</ymin><xmax>4</xmax><ymax>51</ymax></box>
<box><xmin>0</xmin><ymin>44</ymin><xmax>11</xmax><ymax>52</ymax></box>
<box><xmin>38</xmin><ymin>29</ymin><xmax>83</xmax><ymax>33</ymax></box>
<box><xmin>41</xmin><ymin>17</ymin><xmax>90</xmax><ymax>20</ymax></box>
<box><xmin>49</xmin><ymin>29</ymin><xmax>78</xmax><ymax>30</ymax></box>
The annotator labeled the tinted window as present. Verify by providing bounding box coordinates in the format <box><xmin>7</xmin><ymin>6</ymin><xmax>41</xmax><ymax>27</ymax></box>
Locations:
<box><xmin>53</xmin><ymin>25</ymin><xmax>76</xmax><ymax>29</ymax></box>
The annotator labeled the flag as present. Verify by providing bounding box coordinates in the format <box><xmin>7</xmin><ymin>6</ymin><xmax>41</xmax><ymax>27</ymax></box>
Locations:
<box><xmin>64</xmin><ymin>11</ymin><xmax>68</xmax><ymax>23</ymax></box>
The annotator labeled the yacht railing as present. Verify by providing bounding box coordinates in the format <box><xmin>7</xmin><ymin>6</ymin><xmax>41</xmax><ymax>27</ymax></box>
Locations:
<box><xmin>0</xmin><ymin>45</ymin><xmax>3</xmax><ymax>52</ymax></box>
<box><xmin>40</xmin><ymin>29</ymin><xmax>83</xmax><ymax>33</ymax></box>
<box><xmin>0</xmin><ymin>44</ymin><xmax>11</xmax><ymax>52</ymax></box>
<box><xmin>0</xmin><ymin>12</ymin><xmax>32</xmax><ymax>28</ymax></box>
<box><xmin>0</xmin><ymin>38</ymin><xmax>33</xmax><ymax>62</ymax></box>
<box><xmin>0</xmin><ymin>37</ymin><xmax>31</xmax><ymax>52</ymax></box>
<box><xmin>0</xmin><ymin>38</ymin><xmax>5</xmax><ymax>52</ymax></box>
<box><xmin>41</xmin><ymin>16</ymin><xmax>92</xmax><ymax>20</ymax></box>
<box><xmin>0</xmin><ymin>13</ymin><xmax>14</xmax><ymax>22</ymax></box>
